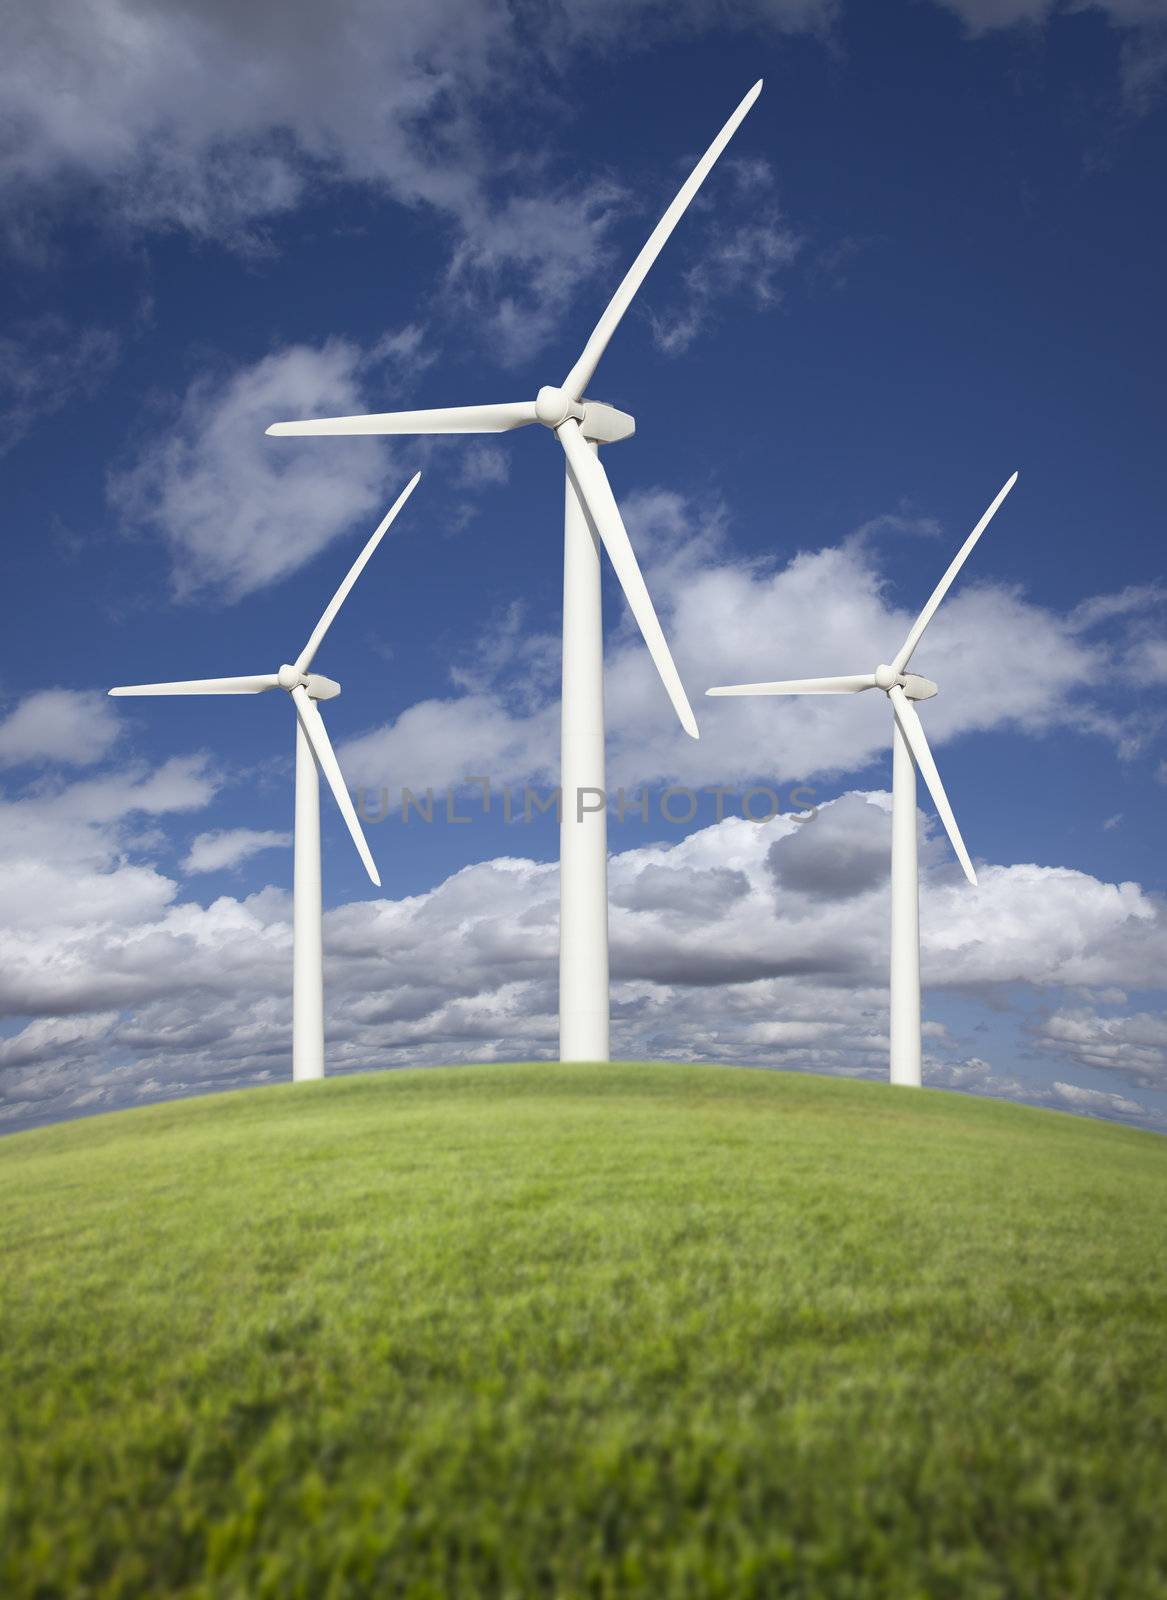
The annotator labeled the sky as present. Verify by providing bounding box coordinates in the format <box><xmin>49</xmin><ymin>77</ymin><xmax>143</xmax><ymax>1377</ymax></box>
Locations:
<box><xmin>1</xmin><ymin>0</ymin><xmax>1165</xmax><ymax>1133</ymax></box>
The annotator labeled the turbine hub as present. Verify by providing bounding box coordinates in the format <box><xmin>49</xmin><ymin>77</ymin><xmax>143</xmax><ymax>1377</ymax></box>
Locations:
<box><xmin>874</xmin><ymin>664</ymin><xmax>898</xmax><ymax>690</ymax></box>
<box><xmin>535</xmin><ymin>385</ymin><xmax>574</xmax><ymax>429</ymax></box>
<box><xmin>277</xmin><ymin>663</ymin><xmax>302</xmax><ymax>691</ymax></box>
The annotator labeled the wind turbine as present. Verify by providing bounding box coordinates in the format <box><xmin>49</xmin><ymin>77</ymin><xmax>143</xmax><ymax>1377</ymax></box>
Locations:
<box><xmin>265</xmin><ymin>82</ymin><xmax>764</xmax><ymax>1066</ymax></box>
<box><xmin>707</xmin><ymin>472</ymin><xmax>1018</xmax><ymax>1087</ymax></box>
<box><xmin>108</xmin><ymin>472</ymin><xmax>421</xmax><ymax>1082</ymax></box>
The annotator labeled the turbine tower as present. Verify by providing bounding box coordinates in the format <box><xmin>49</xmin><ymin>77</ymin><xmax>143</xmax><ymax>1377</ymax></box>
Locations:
<box><xmin>108</xmin><ymin>472</ymin><xmax>421</xmax><ymax>1082</ymax></box>
<box><xmin>264</xmin><ymin>82</ymin><xmax>764</xmax><ymax>1065</ymax></box>
<box><xmin>707</xmin><ymin>473</ymin><xmax>1018</xmax><ymax>1087</ymax></box>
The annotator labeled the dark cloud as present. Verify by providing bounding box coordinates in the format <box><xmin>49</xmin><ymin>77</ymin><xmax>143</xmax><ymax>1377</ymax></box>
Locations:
<box><xmin>612</xmin><ymin>863</ymin><xmax>749</xmax><ymax>917</ymax></box>
<box><xmin>767</xmin><ymin>795</ymin><xmax>890</xmax><ymax>902</ymax></box>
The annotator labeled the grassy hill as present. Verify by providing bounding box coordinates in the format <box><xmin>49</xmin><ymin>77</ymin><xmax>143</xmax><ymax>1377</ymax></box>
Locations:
<box><xmin>2</xmin><ymin>1062</ymin><xmax>1166</xmax><ymax>1598</ymax></box>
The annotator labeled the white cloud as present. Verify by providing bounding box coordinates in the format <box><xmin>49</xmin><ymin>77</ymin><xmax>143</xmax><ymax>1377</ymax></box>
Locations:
<box><xmin>0</xmin><ymin>1012</ymin><xmax>119</xmax><ymax>1071</ymax></box>
<box><xmin>0</xmin><ymin>0</ymin><xmax>825</xmax><ymax>358</ymax></box>
<box><xmin>0</xmin><ymin>2</ymin><xmax>831</xmax><ymax>234</ymax></box>
<box><xmin>339</xmin><ymin>485</ymin><xmax>1150</xmax><ymax>796</ymax></box>
<box><xmin>183</xmin><ymin>828</ymin><xmax>292</xmax><ymax>874</ymax></box>
<box><xmin>923</xmin><ymin>1056</ymin><xmax>1162</xmax><ymax>1125</ymax></box>
<box><xmin>0</xmin><ymin>0</ymin><xmax>508</xmax><ymax>245</ymax></box>
<box><xmin>1051</xmin><ymin>1080</ymin><xmax>1146</xmax><ymax>1116</ymax></box>
<box><xmin>0</xmin><ymin>754</ymin><xmax>216</xmax><ymax>941</ymax></box>
<box><xmin>1125</xmin><ymin>636</ymin><xmax>1167</xmax><ymax>683</ymax></box>
<box><xmin>343</xmin><ymin>693</ymin><xmax>558</xmax><ymax>796</ymax></box>
<box><xmin>638</xmin><ymin>156</ymin><xmax>805</xmax><ymax>357</ymax></box>
<box><xmin>931</xmin><ymin>0</ymin><xmax>1059</xmax><ymax>25</ymax></box>
<box><xmin>928</xmin><ymin>0</ymin><xmax>1167</xmax><ymax>110</ymax></box>
<box><xmin>918</xmin><ymin>862</ymin><xmax>1162</xmax><ymax>990</ymax></box>
<box><xmin>1036</xmin><ymin>1007</ymin><xmax>1167</xmax><ymax>1086</ymax></box>
<box><xmin>0</xmin><ymin>856</ymin><xmax>178</xmax><ymax>941</ymax></box>
<box><xmin>2</xmin><ymin>787</ymin><xmax>1164</xmax><ymax>1131</ymax></box>
<box><xmin>1121</xmin><ymin>24</ymin><xmax>1167</xmax><ymax>111</ymax></box>
<box><xmin>457</xmin><ymin>443</ymin><xmax>511</xmax><ymax>491</ymax></box>
<box><xmin>447</xmin><ymin>182</ymin><xmax>627</xmax><ymax>367</ymax></box>
<box><xmin>931</xmin><ymin>0</ymin><xmax>1166</xmax><ymax>32</ymax></box>
<box><xmin>651</xmin><ymin>213</ymin><xmax>803</xmax><ymax>356</ymax></box>
<box><xmin>107</xmin><ymin>341</ymin><xmax>397</xmax><ymax>600</ymax></box>
<box><xmin>365</xmin><ymin>323</ymin><xmax>433</xmax><ymax>374</ymax></box>
<box><xmin>0</xmin><ymin>688</ymin><xmax>121</xmax><ymax>767</ymax></box>
<box><xmin>542</xmin><ymin>0</ymin><xmax>835</xmax><ymax>51</ymax></box>
<box><xmin>40</xmin><ymin>754</ymin><xmax>217</xmax><ymax>826</ymax></box>
<box><xmin>0</xmin><ymin>316</ymin><xmax>120</xmax><ymax>450</ymax></box>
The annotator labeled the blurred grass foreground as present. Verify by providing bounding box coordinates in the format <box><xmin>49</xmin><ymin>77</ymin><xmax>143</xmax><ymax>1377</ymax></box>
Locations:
<box><xmin>2</xmin><ymin>1061</ymin><xmax>1166</xmax><ymax>1597</ymax></box>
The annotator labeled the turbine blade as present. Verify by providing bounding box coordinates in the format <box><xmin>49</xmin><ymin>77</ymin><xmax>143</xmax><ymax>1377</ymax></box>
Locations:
<box><xmin>707</xmin><ymin>675</ymin><xmax>878</xmax><ymax>697</ymax></box>
<box><xmin>266</xmin><ymin>402</ymin><xmax>539</xmax><ymax>437</ymax></box>
<box><xmin>291</xmin><ymin>685</ymin><xmax>381</xmax><ymax>887</ymax></box>
<box><xmin>296</xmin><ymin>472</ymin><xmax>421</xmax><ymax>673</ymax></box>
<box><xmin>560</xmin><ymin>81</ymin><xmax>763</xmax><ymax>401</ymax></box>
<box><xmin>108</xmin><ymin>675</ymin><xmax>280</xmax><ymax>696</ymax></box>
<box><xmin>889</xmin><ymin>685</ymin><xmax>976</xmax><ymax>885</ymax></box>
<box><xmin>557</xmin><ymin>418</ymin><xmax>698</xmax><ymax>739</ymax></box>
<box><xmin>891</xmin><ymin>472</ymin><xmax>1019</xmax><ymax>675</ymax></box>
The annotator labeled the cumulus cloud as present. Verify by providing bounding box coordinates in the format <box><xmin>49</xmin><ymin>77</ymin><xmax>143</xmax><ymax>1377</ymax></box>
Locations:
<box><xmin>183</xmin><ymin>828</ymin><xmax>292</xmax><ymax>874</ymax></box>
<box><xmin>343</xmin><ymin>693</ymin><xmax>559</xmax><ymax>795</ymax></box>
<box><xmin>37</xmin><ymin>753</ymin><xmax>217</xmax><ymax>827</ymax></box>
<box><xmin>0</xmin><ymin>688</ymin><xmax>121</xmax><ymax>767</ymax></box>
<box><xmin>766</xmin><ymin>793</ymin><xmax>890</xmax><ymax>900</ymax></box>
<box><xmin>0</xmin><ymin>754</ymin><xmax>216</xmax><ymax>946</ymax></box>
<box><xmin>339</xmin><ymin>483</ymin><xmax>1155</xmax><ymax>796</ymax></box>
<box><xmin>2</xmin><ymin>787</ymin><xmax>1164</xmax><ymax>1132</ymax></box>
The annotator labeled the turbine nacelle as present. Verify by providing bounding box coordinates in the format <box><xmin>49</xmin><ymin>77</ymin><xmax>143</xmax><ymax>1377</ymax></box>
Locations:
<box><xmin>277</xmin><ymin>663</ymin><xmax>340</xmax><ymax>700</ymax></box>
<box><xmin>533</xmin><ymin>387</ymin><xmax>636</xmax><ymax>445</ymax></box>
<box><xmin>305</xmin><ymin>673</ymin><xmax>341</xmax><ymax>701</ymax></box>
<box><xmin>579</xmin><ymin>400</ymin><xmax>636</xmax><ymax>445</ymax></box>
<box><xmin>874</xmin><ymin>664</ymin><xmax>937</xmax><ymax>700</ymax></box>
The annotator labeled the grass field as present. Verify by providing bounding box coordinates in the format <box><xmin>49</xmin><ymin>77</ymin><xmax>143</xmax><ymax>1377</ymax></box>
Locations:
<box><xmin>2</xmin><ymin>1062</ymin><xmax>1166</xmax><ymax>1598</ymax></box>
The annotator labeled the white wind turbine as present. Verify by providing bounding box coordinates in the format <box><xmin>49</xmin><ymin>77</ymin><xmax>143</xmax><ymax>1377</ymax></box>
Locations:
<box><xmin>707</xmin><ymin>472</ymin><xmax>1018</xmax><ymax>1087</ymax></box>
<box><xmin>108</xmin><ymin>472</ymin><xmax>421</xmax><ymax>1082</ymax></box>
<box><xmin>265</xmin><ymin>82</ymin><xmax>764</xmax><ymax>1066</ymax></box>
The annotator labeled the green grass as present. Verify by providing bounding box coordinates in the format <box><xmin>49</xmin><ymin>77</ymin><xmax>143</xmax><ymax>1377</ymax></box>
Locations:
<box><xmin>2</xmin><ymin>1062</ymin><xmax>1167</xmax><ymax>1598</ymax></box>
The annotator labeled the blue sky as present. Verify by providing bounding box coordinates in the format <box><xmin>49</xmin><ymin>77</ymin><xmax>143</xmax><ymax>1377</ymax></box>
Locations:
<box><xmin>1</xmin><ymin>0</ymin><xmax>1165</xmax><ymax>1131</ymax></box>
